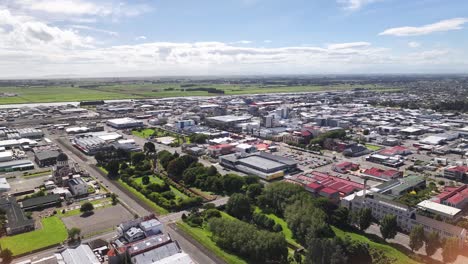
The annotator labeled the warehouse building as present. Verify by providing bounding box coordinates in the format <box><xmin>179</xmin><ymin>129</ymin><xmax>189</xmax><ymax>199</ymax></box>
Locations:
<box><xmin>219</xmin><ymin>152</ymin><xmax>297</xmax><ymax>180</ymax></box>
<box><xmin>34</xmin><ymin>150</ymin><xmax>61</xmax><ymax>167</ymax></box>
<box><xmin>107</xmin><ymin>118</ymin><xmax>144</xmax><ymax>129</ymax></box>
<box><xmin>0</xmin><ymin>159</ymin><xmax>34</xmax><ymax>172</ymax></box>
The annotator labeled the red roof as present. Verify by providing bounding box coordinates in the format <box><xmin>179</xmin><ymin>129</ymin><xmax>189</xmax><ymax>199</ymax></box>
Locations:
<box><xmin>378</xmin><ymin>146</ymin><xmax>409</xmax><ymax>156</ymax></box>
<box><xmin>306</xmin><ymin>182</ymin><xmax>323</xmax><ymax>191</ymax></box>
<box><xmin>320</xmin><ymin>187</ymin><xmax>339</xmax><ymax>195</ymax></box>
<box><xmin>363</xmin><ymin>167</ymin><xmax>401</xmax><ymax>179</ymax></box>
<box><xmin>208</xmin><ymin>144</ymin><xmax>234</xmax><ymax>150</ymax></box>
<box><xmin>446</xmin><ymin>166</ymin><xmax>468</xmax><ymax>173</ymax></box>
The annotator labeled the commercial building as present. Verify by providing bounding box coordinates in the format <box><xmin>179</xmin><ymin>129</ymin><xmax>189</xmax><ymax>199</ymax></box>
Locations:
<box><xmin>206</xmin><ymin>115</ymin><xmax>252</xmax><ymax>129</ymax></box>
<box><xmin>106</xmin><ymin>118</ymin><xmax>144</xmax><ymax>129</ymax></box>
<box><xmin>34</xmin><ymin>150</ymin><xmax>60</xmax><ymax>167</ymax></box>
<box><xmin>443</xmin><ymin>166</ymin><xmax>468</xmax><ymax>181</ymax></box>
<box><xmin>417</xmin><ymin>200</ymin><xmax>462</xmax><ymax>220</ymax></box>
<box><xmin>219</xmin><ymin>152</ymin><xmax>297</xmax><ymax>180</ymax></box>
<box><xmin>0</xmin><ymin>150</ymin><xmax>13</xmax><ymax>162</ymax></box>
<box><xmin>175</xmin><ymin>120</ymin><xmax>195</xmax><ymax>130</ymax></box>
<box><xmin>0</xmin><ymin>196</ymin><xmax>35</xmax><ymax>235</ymax></box>
<box><xmin>362</xmin><ymin>167</ymin><xmax>403</xmax><ymax>182</ymax></box>
<box><xmin>434</xmin><ymin>185</ymin><xmax>468</xmax><ymax>209</ymax></box>
<box><xmin>342</xmin><ymin>191</ymin><xmax>467</xmax><ymax>246</ymax></box>
<box><xmin>333</xmin><ymin>161</ymin><xmax>359</xmax><ymax>174</ymax></box>
<box><xmin>0</xmin><ymin>177</ymin><xmax>11</xmax><ymax>192</ymax></box>
<box><xmin>370</xmin><ymin>175</ymin><xmax>426</xmax><ymax>197</ymax></box>
<box><xmin>68</xmin><ymin>177</ymin><xmax>89</xmax><ymax>196</ymax></box>
<box><xmin>60</xmin><ymin>244</ymin><xmax>100</xmax><ymax>264</ymax></box>
<box><xmin>0</xmin><ymin>159</ymin><xmax>35</xmax><ymax>172</ymax></box>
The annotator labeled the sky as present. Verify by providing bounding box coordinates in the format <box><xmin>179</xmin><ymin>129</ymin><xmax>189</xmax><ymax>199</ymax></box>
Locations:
<box><xmin>0</xmin><ymin>0</ymin><xmax>467</xmax><ymax>78</ymax></box>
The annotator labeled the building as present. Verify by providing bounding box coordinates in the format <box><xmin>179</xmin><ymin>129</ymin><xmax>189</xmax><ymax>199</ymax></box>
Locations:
<box><xmin>0</xmin><ymin>150</ymin><xmax>13</xmax><ymax>162</ymax></box>
<box><xmin>370</xmin><ymin>175</ymin><xmax>426</xmax><ymax>197</ymax></box>
<box><xmin>60</xmin><ymin>244</ymin><xmax>100</xmax><ymax>264</ymax></box>
<box><xmin>342</xmin><ymin>191</ymin><xmax>467</xmax><ymax>246</ymax></box>
<box><xmin>106</xmin><ymin>118</ymin><xmax>144</xmax><ymax>129</ymax></box>
<box><xmin>417</xmin><ymin>200</ymin><xmax>462</xmax><ymax>221</ymax></box>
<box><xmin>206</xmin><ymin>115</ymin><xmax>252</xmax><ymax>129</ymax></box>
<box><xmin>0</xmin><ymin>196</ymin><xmax>35</xmax><ymax>235</ymax></box>
<box><xmin>20</xmin><ymin>194</ymin><xmax>62</xmax><ymax>211</ymax></box>
<box><xmin>207</xmin><ymin>144</ymin><xmax>236</xmax><ymax>157</ymax></box>
<box><xmin>219</xmin><ymin>152</ymin><xmax>297</xmax><ymax>180</ymax></box>
<box><xmin>124</xmin><ymin>227</ymin><xmax>146</xmax><ymax>243</ymax></box>
<box><xmin>68</xmin><ymin>177</ymin><xmax>88</xmax><ymax>196</ymax></box>
<box><xmin>444</xmin><ymin>166</ymin><xmax>468</xmax><ymax>181</ymax></box>
<box><xmin>34</xmin><ymin>150</ymin><xmax>60</xmax><ymax>167</ymax></box>
<box><xmin>0</xmin><ymin>159</ymin><xmax>35</xmax><ymax>172</ymax></box>
<box><xmin>365</xmin><ymin>154</ymin><xmax>404</xmax><ymax>167</ymax></box>
<box><xmin>175</xmin><ymin>120</ymin><xmax>195</xmax><ymax>130</ymax></box>
<box><xmin>0</xmin><ymin>177</ymin><xmax>11</xmax><ymax>192</ymax></box>
<box><xmin>362</xmin><ymin>167</ymin><xmax>403</xmax><ymax>182</ymax></box>
<box><xmin>333</xmin><ymin>162</ymin><xmax>359</xmax><ymax>174</ymax></box>
<box><xmin>434</xmin><ymin>185</ymin><xmax>468</xmax><ymax>209</ymax></box>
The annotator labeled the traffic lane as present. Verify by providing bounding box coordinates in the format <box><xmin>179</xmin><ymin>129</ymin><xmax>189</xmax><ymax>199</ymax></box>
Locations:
<box><xmin>52</xmin><ymin>136</ymin><xmax>150</xmax><ymax>217</ymax></box>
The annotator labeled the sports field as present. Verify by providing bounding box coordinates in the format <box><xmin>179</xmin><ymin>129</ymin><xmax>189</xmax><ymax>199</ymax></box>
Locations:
<box><xmin>0</xmin><ymin>83</ymin><xmax>396</xmax><ymax>104</ymax></box>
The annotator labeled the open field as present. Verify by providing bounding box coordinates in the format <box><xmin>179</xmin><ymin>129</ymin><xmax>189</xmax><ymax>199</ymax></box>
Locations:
<box><xmin>365</xmin><ymin>144</ymin><xmax>383</xmax><ymax>151</ymax></box>
<box><xmin>332</xmin><ymin>226</ymin><xmax>419</xmax><ymax>264</ymax></box>
<box><xmin>176</xmin><ymin>212</ymin><xmax>248</xmax><ymax>264</ymax></box>
<box><xmin>62</xmin><ymin>204</ymin><xmax>133</xmax><ymax>236</ymax></box>
<box><xmin>0</xmin><ymin>217</ymin><xmax>67</xmax><ymax>256</ymax></box>
<box><xmin>0</xmin><ymin>83</ymin><xmax>397</xmax><ymax>104</ymax></box>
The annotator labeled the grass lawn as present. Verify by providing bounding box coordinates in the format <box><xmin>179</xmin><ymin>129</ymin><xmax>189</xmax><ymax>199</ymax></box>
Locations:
<box><xmin>332</xmin><ymin>226</ymin><xmax>419</xmax><ymax>264</ymax></box>
<box><xmin>132</xmin><ymin>128</ymin><xmax>155</xmax><ymax>138</ymax></box>
<box><xmin>0</xmin><ymin>83</ymin><xmax>396</xmax><ymax>104</ymax></box>
<box><xmin>23</xmin><ymin>170</ymin><xmax>52</xmax><ymax>178</ymax></box>
<box><xmin>0</xmin><ymin>217</ymin><xmax>67</xmax><ymax>256</ymax></box>
<box><xmin>176</xmin><ymin>212</ymin><xmax>247</xmax><ymax>264</ymax></box>
<box><xmin>254</xmin><ymin>207</ymin><xmax>302</xmax><ymax>248</ymax></box>
<box><xmin>365</xmin><ymin>144</ymin><xmax>382</xmax><ymax>151</ymax></box>
<box><xmin>134</xmin><ymin>175</ymin><xmax>189</xmax><ymax>199</ymax></box>
<box><xmin>116</xmin><ymin>179</ymin><xmax>169</xmax><ymax>215</ymax></box>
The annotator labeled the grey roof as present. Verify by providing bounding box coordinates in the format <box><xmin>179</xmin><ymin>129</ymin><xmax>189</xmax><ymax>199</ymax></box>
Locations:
<box><xmin>128</xmin><ymin>234</ymin><xmax>171</xmax><ymax>256</ymax></box>
<box><xmin>20</xmin><ymin>194</ymin><xmax>61</xmax><ymax>209</ymax></box>
<box><xmin>0</xmin><ymin>196</ymin><xmax>34</xmax><ymax>231</ymax></box>
<box><xmin>132</xmin><ymin>242</ymin><xmax>180</xmax><ymax>264</ymax></box>
<box><xmin>0</xmin><ymin>159</ymin><xmax>34</xmax><ymax>169</ymax></box>
<box><xmin>240</xmin><ymin>156</ymin><xmax>285</xmax><ymax>171</ymax></box>
<box><xmin>35</xmin><ymin>150</ymin><xmax>60</xmax><ymax>161</ymax></box>
<box><xmin>207</xmin><ymin>115</ymin><xmax>252</xmax><ymax>123</ymax></box>
<box><xmin>258</xmin><ymin>151</ymin><xmax>297</xmax><ymax>166</ymax></box>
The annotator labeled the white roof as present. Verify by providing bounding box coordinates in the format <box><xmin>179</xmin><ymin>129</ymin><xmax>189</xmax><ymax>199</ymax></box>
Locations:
<box><xmin>61</xmin><ymin>245</ymin><xmax>100</xmax><ymax>264</ymax></box>
<box><xmin>107</xmin><ymin>117</ymin><xmax>140</xmax><ymax>125</ymax></box>
<box><xmin>236</xmin><ymin>143</ymin><xmax>252</xmax><ymax>150</ymax></box>
<box><xmin>417</xmin><ymin>200</ymin><xmax>461</xmax><ymax>217</ymax></box>
<box><xmin>0</xmin><ymin>177</ymin><xmax>10</xmax><ymax>191</ymax></box>
<box><xmin>420</xmin><ymin>135</ymin><xmax>446</xmax><ymax>145</ymax></box>
<box><xmin>400</xmin><ymin>127</ymin><xmax>422</xmax><ymax>133</ymax></box>
<box><xmin>154</xmin><ymin>252</ymin><xmax>194</xmax><ymax>264</ymax></box>
<box><xmin>0</xmin><ymin>150</ymin><xmax>13</xmax><ymax>158</ymax></box>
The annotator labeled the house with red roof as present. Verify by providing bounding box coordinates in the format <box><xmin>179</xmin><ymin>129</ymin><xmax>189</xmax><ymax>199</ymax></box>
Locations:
<box><xmin>300</xmin><ymin>171</ymin><xmax>364</xmax><ymax>202</ymax></box>
<box><xmin>333</xmin><ymin>161</ymin><xmax>359</xmax><ymax>174</ymax></box>
<box><xmin>378</xmin><ymin>146</ymin><xmax>412</xmax><ymax>157</ymax></box>
<box><xmin>444</xmin><ymin>166</ymin><xmax>468</xmax><ymax>181</ymax></box>
<box><xmin>362</xmin><ymin>167</ymin><xmax>403</xmax><ymax>181</ymax></box>
<box><xmin>435</xmin><ymin>185</ymin><xmax>468</xmax><ymax>209</ymax></box>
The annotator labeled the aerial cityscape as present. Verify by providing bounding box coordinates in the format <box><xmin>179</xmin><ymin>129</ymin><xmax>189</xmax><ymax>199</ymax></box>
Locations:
<box><xmin>1</xmin><ymin>1</ymin><xmax>468</xmax><ymax>264</ymax></box>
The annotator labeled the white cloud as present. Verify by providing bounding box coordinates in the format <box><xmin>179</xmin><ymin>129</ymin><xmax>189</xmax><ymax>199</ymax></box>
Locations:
<box><xmin>263</xmin><ymin>40</ymin><xmax>272</xmax><ymax>43</ymax></box>
<box><xmin>379</xmin><ymin>18</ymin><xmax>468</xmax><ymax>37</ymax></box>
<box><xmin>135</xmin><ymin>36</ymin><xmax>147</xmax><ymax>41</ymax></box>
<box><xmin>338</xmin><ymin>0</ymin><xmax>378</xmax><ymax>10</ymax></box>
<box><xmin>70</xmin><ymin>25</ymin><xmax>118</xmax><ymax>36</ymax></box>
<box><xmin>232</xmin><ymin>40</ymin><xmax>253</xmax><ymax>44</ymax></box>
<box><xmin>3</xmin><ymin>0</ymin><xmax>151</xmax><ymax>21</ymax></box>
<box><xmin>327</xmin><ymin>42</ymin><xmax>371</xmax><ymax>50</ymax></box>
<box><xmin>408</xmin><ymin>41</ymin><xmax>421</xmax><ymax>48</ymax></box>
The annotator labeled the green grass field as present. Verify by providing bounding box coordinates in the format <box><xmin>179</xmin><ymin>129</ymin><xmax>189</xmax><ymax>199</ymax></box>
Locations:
<box><xmin>134</xmin><ymin>175</ymin><xmax>189</xmax><ymax>199</ymax></box>
<box><xmin>0</xmin><ymin>83</ymin><xmax>397</xmax><ymax>104</ymax></box>
<box><xmin>332</xmin><ymin>226</ymin><xmax>419</xmax><ymax>264</ymax></box>
<box><xmin>365</xmin><ymin>144</ymin><xmax>383</xmax><ymax>151</ymax></box>
<box><xmin>176</xmin><ymin>212</ymin><xmax>248</xmax><ymax>264</ymax></box>
<box><xmin>132</xmin><ymin>128</ymin><xmax>156</xmax><ymax>138</ymax></box>
<box><xmin>116</xmin><ymin>179</ymin><xmax>169</xmax><ymax>215</ymax></box>
<box><xmin>0</xmin><ymin>217</ymin><xmax>68</xmax><ymax>256</ymax></box>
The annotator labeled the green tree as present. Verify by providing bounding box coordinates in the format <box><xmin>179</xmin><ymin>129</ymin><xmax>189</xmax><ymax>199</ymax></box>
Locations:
<box><xmin>358</xmin><ymin>208</ymin><xmax>372</xmax><ymax>231</ymax></box>
<box><xmin>257</xmin><ymin>181</ymin><xmax>306</xmax><ymax>216</ymax></box>
<box><xmin>226</xmin><ymin>193</ymin><xmax>253</xmax><ymax>221</ymax></box>
<box><xmin>380</xmin><ymin>214</ymin><xmax>398</xmax><ymax>241</ymax></box>
<box><xmin>246</xmin><ymin>183</ymin><xmax>263</xmax><ymax>200</ymax></box>
<box><xmin>442</xmin><ymin>237</ymin><xmax>460</xmax><ymax>263</ymax></box>
<box><xmin>0</xmin><ymin>248</ymin><xmax>12</xmax><ymax>264</ymax></box>
<box><xmin>143</xmin><ymin>142</ymin><xmax>156</xmax><ymax>153</ymax></box>
<box><xmin>331</xmin><ymin>207</ymin><xmax>349</xmax><ymax>227</ymax></box>
<box><xmin>222</xmin><ymin>174</ymin><xmax>245</xmax><ymax>194</ymax></box>
<box><xmin>142</xmin><ymin>175</ymin><xmax>150</xmax><ymax>185</ymax></box>
<box><xmin>131</xmin><ymin>152</ymin><xmax>146</xmax><ymax>166</ymax></box>
<box><xmin>105</xmin><ymin>160</ymin><xmax>120</xmax><ymax>178</ymax></box>
<box><xmin>409</xmin><ymin>225</ymin><xmax>425</xmax><ymax>252</ymax></box>
<box><xmin>425</xmin><ymin>231</ymin><xmax>440</xmax><ymax>257</ymax></box>
<box><xmin>80</xmin><ymin>202</ymin><xmax>94</xmax><ymax>214</ymax></box>
<box><xmin>68</xmin><ymin>227</ymin><xmax>81</xmax><ymax>243</ymax></box>
<box><xmin>110</xmin><ymin>193</ymin><xmax>118</xmax><ymax>205</ymax></box>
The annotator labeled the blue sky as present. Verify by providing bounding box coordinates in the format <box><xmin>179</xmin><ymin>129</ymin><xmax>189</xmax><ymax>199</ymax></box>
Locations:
<box><xmin>0</xmin><ymin>0</ymin><xmax>467</xmax><ymax>77</ymax></box>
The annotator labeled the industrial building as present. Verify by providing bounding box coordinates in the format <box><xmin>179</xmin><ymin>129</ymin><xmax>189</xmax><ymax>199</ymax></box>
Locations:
<box><xmin>106</xmin><ymin>117</ymin><xmax>144</xmax><ymax>129</ymax></box>
<box><xmin>219</xmin><ymin>152</ymin><xmax>297</xmax><ymax>180</ymax></box>
<box><xmin>0</xmin><ymin>159</ymin><xmax>35</xmax><ymax>172</ymax></box>
<box><xmin>0</xmin><ymin>196</ymin><xmax>35</xmax><ymax>235</ymax></box>
<box><xmin>34</xmin><ymin>150</ymin><xmax>61</xmax><ymax>167</ymax></box>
